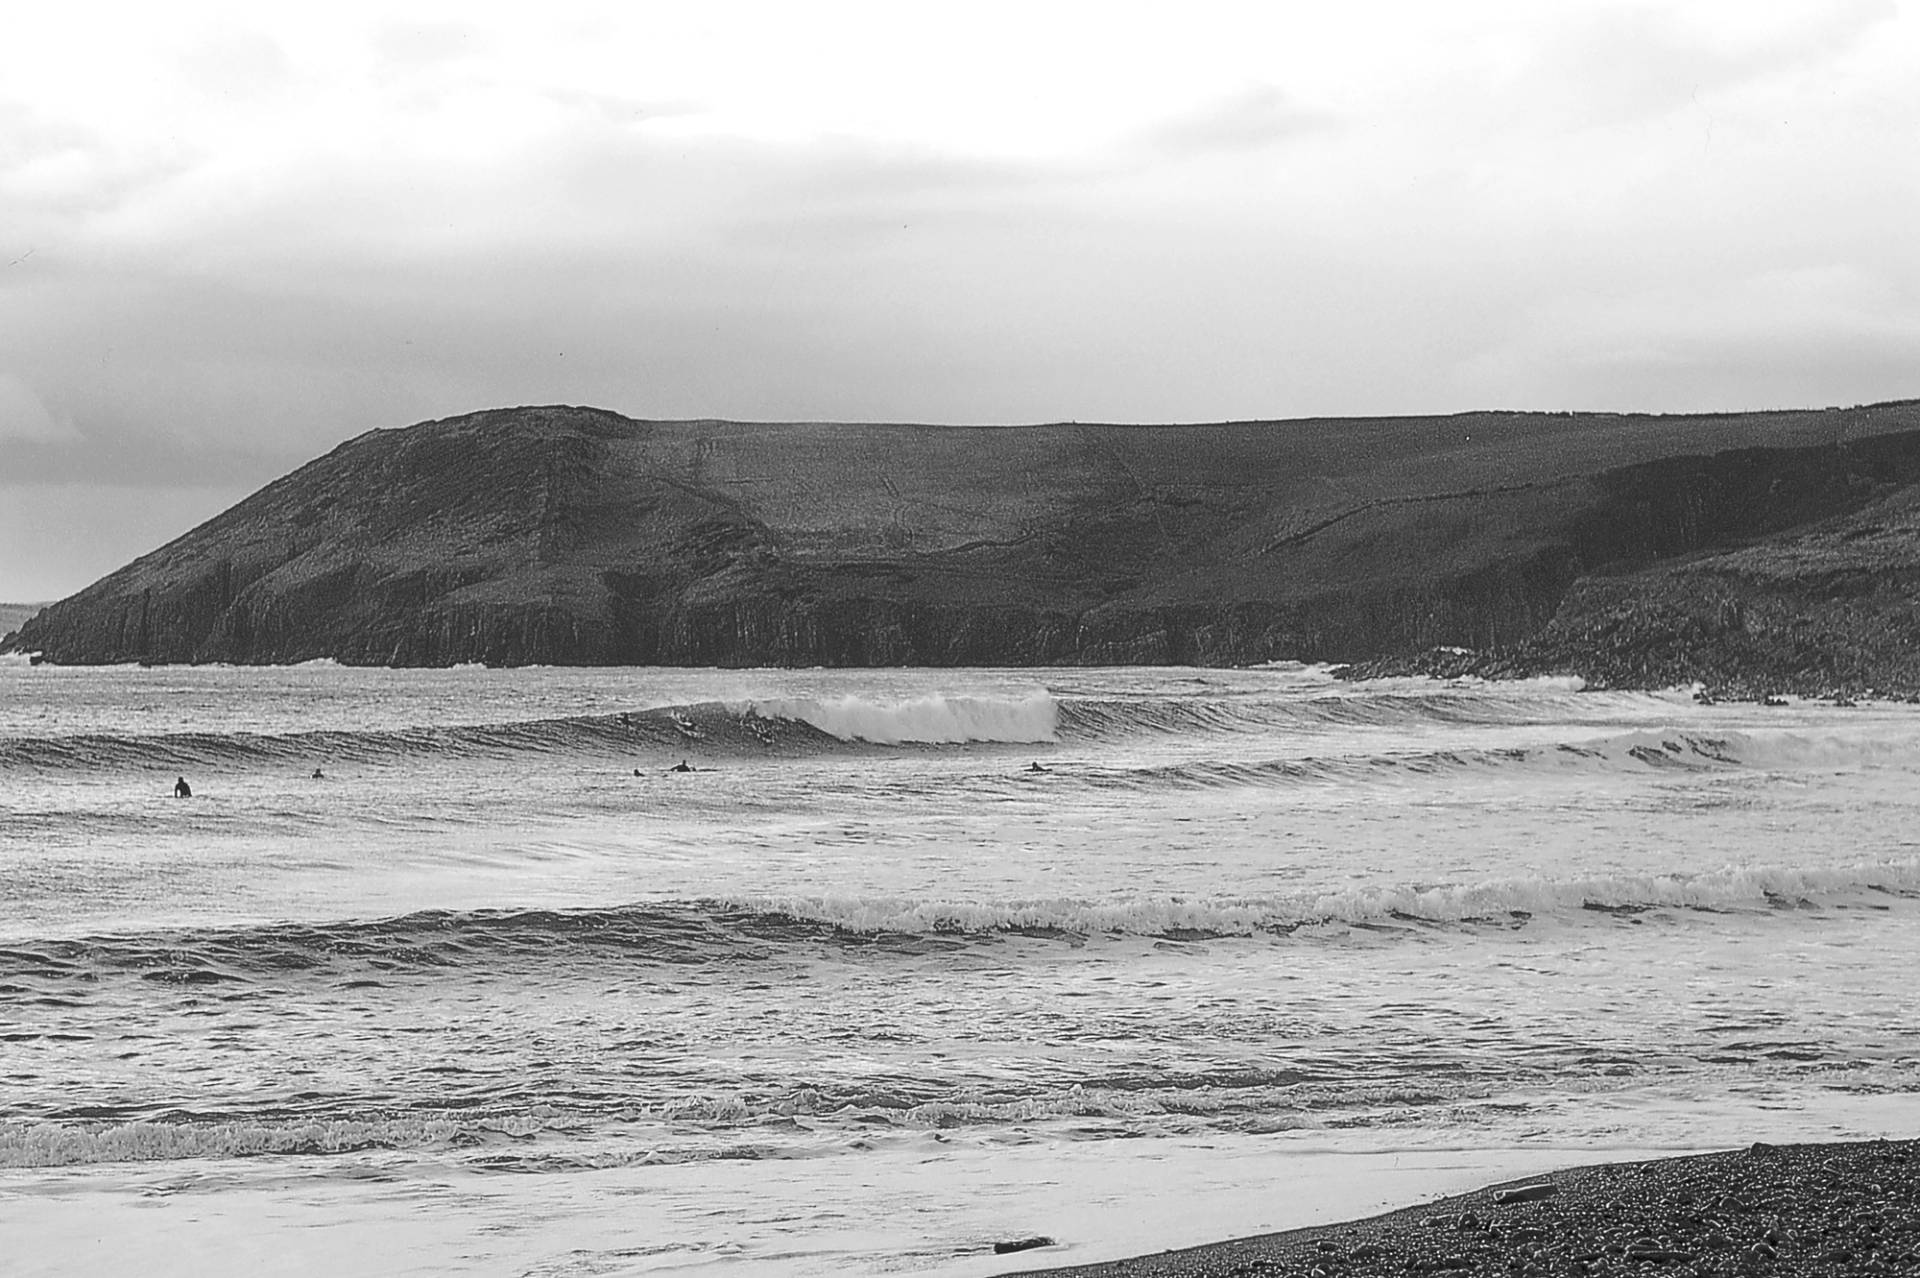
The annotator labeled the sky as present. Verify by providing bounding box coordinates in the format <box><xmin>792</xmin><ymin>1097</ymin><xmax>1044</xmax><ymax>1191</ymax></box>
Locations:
<box><xmin>3</xmin><ymin>0</ymin><xmax>1918</xmax><ymax>601</ymax></box>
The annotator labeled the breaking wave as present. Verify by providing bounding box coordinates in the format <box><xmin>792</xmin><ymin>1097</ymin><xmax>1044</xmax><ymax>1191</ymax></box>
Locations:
<box><xmin>0</xmin><ymin>1073</ymin><xmax>1517</xmax><ymax>1169</ymax></box>
<box><xmin>1054</xmin><ymin>686</ymin><xmax>1651</xmax><ymax>741</ymax></box>
<box><xmin>1072</xmin><ymin>728</ymin><xmax>1914</xmax><ymax>792</ymax></box>
<box><xmin>734</xmin><ymin>857</ymin><xmax>1920</xmax><ymax>936</ymax></box>
<box><xmin>5</xmin><ymin>857</ymin><xmax>1916</xmax><ymax>993</ymax></box>
<box><xmin>10</xmin><ymin>678</ymin><xmax>1857</xmax><ymax>775</ymax></box>
<box><xmin>0</xmin><ymin>703</ymin><xmax>848</xmax><ymax>772</ymax></box>
<box><xmin>740</xmin><ymin>691</ymin><xmax>1058</xmax><ymax>744</ymax></box>
<box><xmin>0</xmin><ymin>1115</ymin><xmax>478</xmax><ymax>1169</ymax></box>
<box><xmin>0</xmin><ymin>692</ymin><xmax>1064</xmax><ymax>772</ymax></box>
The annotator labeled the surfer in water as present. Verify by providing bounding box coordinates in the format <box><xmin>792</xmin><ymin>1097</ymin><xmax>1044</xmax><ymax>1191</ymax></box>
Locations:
<box><xmin>312</xmin><ymin>767</ymin><xmax>324</xmax><ymax>779</ymax></box>
<box><xmin>669</xmin><ymin>759</ymin><xmax>695</xmax><ymax>773</ymax></box>
<box><xmin>1029</xmin><ymin>761</ymin><xmax>1049</xmax><ymax>774</ymax></box>
<box><xmin>173</xmin><ymin>776</ymin><xmax>192</xmax><ymax>798</ymax></box>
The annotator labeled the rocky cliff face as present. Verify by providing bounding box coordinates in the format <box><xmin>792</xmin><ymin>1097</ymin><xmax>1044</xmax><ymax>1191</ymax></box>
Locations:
<box><xmin>10</xmin><ymin>401</ymin><xmax>1920</xmax><ymax>674</ymax></box>
<box><xmin>1346</xmin><ymin>480</ymin><xmax>1920</xmax><ymax>697</ymax></box>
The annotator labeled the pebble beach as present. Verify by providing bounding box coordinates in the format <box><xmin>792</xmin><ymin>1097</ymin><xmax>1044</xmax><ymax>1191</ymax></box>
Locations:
<box><xmin>1010</xmin><ymin>1140</ymin><xmax>1920</xmax><ymax>1277</ymax></box>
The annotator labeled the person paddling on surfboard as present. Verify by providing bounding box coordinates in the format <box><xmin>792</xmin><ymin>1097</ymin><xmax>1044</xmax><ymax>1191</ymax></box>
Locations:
<box><xmin>669</xmin><ymin>759</ymin><xmax>694</xmax><ymax>773</ymax></box>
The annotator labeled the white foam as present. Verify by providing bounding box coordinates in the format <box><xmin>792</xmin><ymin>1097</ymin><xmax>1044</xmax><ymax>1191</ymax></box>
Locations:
<box><xmin>734</xmin><ymin>856</ymin><xmax>1920</xmax><ymax>935</ymax></box>
<box><xmin>1346</xmin><ymin>672</ymin><xmax>1590</xmax><ymax>694</ymax></box>
<box><xmin>1305</xmin><ymin>857</ymin><xmax>1920</xmax><ymax>920</ymax></box>
<box><xmin>0</xmin><ymin>1116</ymin><xmax>479</xmax><ymax>1168</ymax></box>
<box><xmin>0</xmin><ymin>1138</ymin><xmax>1669</xmax><ymax>1278</ymax></box>
<box><xmin>1247</xmin><ymin>661</ymin><xmax>1339</xmax><ymax>681</ymax></box>
<box><xmin>745</xmin><ymin>691</ymin><xmax>1058</xmax><ymax>744</ymax></box>
<box><xmin>1534</xmin><ymin>727</ymin><xmax>1920</xmax><ymax>776</ymax></box>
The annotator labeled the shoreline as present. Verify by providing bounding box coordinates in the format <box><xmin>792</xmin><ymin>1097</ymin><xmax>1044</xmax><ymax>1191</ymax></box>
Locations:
<box><xmin>1004</xmin><ymin>1139</ymin><xmax>1918</xmax><ymax>1276</ymax></box>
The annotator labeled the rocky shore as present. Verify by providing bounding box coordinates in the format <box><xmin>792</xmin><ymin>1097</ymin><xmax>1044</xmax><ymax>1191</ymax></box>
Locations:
<box><xmin>1007</xmin><ymin>1139</ymin><xmax>1919</xmax><ymax>1277</ymax></box>
<box><xmin>1337</xmin><ymin>479</ymin><xmax>1920</xmax><ymax>700</ymax></box>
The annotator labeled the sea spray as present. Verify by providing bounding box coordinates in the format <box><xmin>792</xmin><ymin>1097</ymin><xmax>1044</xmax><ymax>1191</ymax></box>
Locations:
<box><xmin>744</xmin><ymin>690</ymin><xmax>1059</xmax><ymax>744</ymax></box>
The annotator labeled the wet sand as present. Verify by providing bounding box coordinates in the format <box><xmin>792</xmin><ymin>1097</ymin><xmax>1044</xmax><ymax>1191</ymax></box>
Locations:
<box><xmin>1005</xmin><ymin>1139</ymin><xmax>1918</xmax><ymax>1277</ymax></box>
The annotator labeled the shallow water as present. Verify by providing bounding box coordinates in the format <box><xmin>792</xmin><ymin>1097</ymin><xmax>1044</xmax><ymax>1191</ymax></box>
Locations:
<box><xmin>4</xmin><ymin>661</ymin><xmax>1919</xmax><ymax>1272</ymax></box>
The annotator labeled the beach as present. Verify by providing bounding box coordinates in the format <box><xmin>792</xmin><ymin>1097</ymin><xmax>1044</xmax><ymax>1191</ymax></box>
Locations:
<box><xmin>1010</xmin><ymin>1139</ymin><xmax>1919</xmax><ymax>1276</ymax></box>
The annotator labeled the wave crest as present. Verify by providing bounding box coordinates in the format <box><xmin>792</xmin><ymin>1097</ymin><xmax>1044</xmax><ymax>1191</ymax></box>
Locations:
<box><xmin>734</xmin><ymin>857</ymin><xmax>1920</xmax><ymax>936</ymax></box>
<box><xmin>7</xmin><ymin>857</ymin><xmax>1918</xmax><ymax>993</ymax></box>
<box><xmin>742</xmin><ymin>691</ymin><xmax>1058</xmax><ymax>744</ymax></box>
<box><xmin>0</xmin><ymin>703</ymin><xmax>847</xmax><ymax>772</ymax></box>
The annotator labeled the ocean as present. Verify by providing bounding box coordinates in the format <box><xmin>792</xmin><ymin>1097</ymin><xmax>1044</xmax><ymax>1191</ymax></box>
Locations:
<box><xmin>4</xmin><ymin>660</ymin><xmax>1919</xmax><ymax>1276</ymax></box>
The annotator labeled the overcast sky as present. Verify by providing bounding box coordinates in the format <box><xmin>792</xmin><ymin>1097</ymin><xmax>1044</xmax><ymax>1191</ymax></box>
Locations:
<box><xmin>3</xmin><ymin>1</ymin><xmax>1917</xmax><ymax>601</ymax></box>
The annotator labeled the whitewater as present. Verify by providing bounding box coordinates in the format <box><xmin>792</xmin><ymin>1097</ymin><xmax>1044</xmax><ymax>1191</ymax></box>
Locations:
<box><xmin>4</xmin><ymin>662</ymin><xmax>1920</xmax><ymax>1275</ymax></box>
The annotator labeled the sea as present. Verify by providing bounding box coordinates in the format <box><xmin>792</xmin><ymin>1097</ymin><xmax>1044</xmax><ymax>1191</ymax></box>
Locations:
<box><xmin>4</xmin><ymin>660</ymin><xmax>1920</xmax><ymax>1276</ymax></box>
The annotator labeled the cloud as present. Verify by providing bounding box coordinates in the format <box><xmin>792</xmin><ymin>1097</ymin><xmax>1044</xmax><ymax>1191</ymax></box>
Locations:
<box><xmin>1499</xmin><ymin>0</ymin><xmax>1896</xmax><ymax>132</ymax></box>
<box><xmin>2</xmin><ymin>1</ymin><xmax>1919</xmax><ymax>599</ymax></box>
<box><xmin>370</xmin><ymin>18</ymin><xmax>483</xmax><ymax>71</ymax></box>
<box><xmin>0</xmin><ymin>481</ymin><xmax>242</xmax><ymax>603</ymax></box>
<box><xmin>0</xmin><ymin>374</ymin><xmax>72</xmax><ymax>442</ymax></box>
<box><xmin>175</xmin><ymin>27</ymin><xmax>295</xmax><ymax>104</ymax></box>
<box><xmin>1456</xmin><ymin>266</ymin><xmax>1920</xmax><ymax>411</ymax></box>
<box><xmin>1136</xmin><ymin>85</ymin><xmax>1331</xmax><ymax>158</ymax></box>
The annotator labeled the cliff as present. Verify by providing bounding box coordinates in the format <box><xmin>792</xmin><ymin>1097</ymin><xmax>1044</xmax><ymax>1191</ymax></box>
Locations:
<box><xmin>1341</xmin><ymin>481</ymin><xmax>1920</xmax><ymax>697</ymax></box>
<box><xmin>9</xmin><ymin>401</ymin><xmax>1920</xmax><ymax>673</ymax></box>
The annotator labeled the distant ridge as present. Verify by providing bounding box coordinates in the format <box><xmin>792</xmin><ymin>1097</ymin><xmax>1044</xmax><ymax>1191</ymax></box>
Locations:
<box><xmin>0</xmin><ymin>602</ymin><xmax>44</xmax><ymax>641</ymax></box>
<box><xmin>11</xmin><ymin>400</ymin><xmax>1920</xmax><ymax>690</ymax></box>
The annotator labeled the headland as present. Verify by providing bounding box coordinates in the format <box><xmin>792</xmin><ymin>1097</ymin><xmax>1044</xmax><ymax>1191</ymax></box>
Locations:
<box><xmin>9</xmin><ymin>401</ymin><xmax>1920</xmax><ymax>694</ymax></box>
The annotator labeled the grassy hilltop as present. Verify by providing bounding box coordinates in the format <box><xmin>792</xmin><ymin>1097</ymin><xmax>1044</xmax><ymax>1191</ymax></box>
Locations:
<box><xmin>9</xmin><ymin>401</ymin><xmax>1920</xmax><ymax>688</ymax></box>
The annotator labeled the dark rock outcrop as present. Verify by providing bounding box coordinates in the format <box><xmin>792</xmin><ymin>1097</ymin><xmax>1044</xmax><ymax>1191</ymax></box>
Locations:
<box><xmin>1346</xmin><ymin>480</ymin><xmax>1920</xmax><ymax>698</ymax></box>
<box><xmin>10</xmin><ymin>401</ymin><xmax>1920</xmax><ymax>672</ymax></box>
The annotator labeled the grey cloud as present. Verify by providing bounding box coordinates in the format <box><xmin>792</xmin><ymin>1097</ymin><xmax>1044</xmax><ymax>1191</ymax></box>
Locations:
<box><xmin>0</xmin><ymin>101</ymin><xmax>87</xmax><ymax>170</ymax></box>
<box><xmin>1519</xmin><ymin>1</ymin><xmax>1897</xmax><ymax>131</ymax></box>
<box><xmin>0</xmin><ymin>101</ymin><xmax>197</xmax><ymax>232</ymax></box>
<box><xmin>371</xmin><ymin>19</ymin><xmax>485</xmax><ymax>70</ymax></box>
<box><xmin>0</xmin><ymin>432</ymin><xmax>299</xmax><ymax>492</ymax></box>
<box><xmin>1135</xmin><ymin>85</ymin><xmax>1332</xmax><ymax>158</ymax></box>
<box><xmin>540</xmin><ymin>88</ymin><xmax>708</xmax><ymax>130</ymax></box>
<box><xmin>1455</xmin><ymin>263</ymin><xmax>1920</xmax><ymax>414</ymax></box>
<box><xmin>557</xmin><ymin>128</ymin><xmax>1063</xmax><ymax>220</ymax></box>
<box><xmin>1552</xmin><ymin>329</ymin><xmax>1920</xmax><ymax>413</ymax></box>
<box><xmin>4</xmin><ymin>31</ymin><xmax>1916</xmax><ymax>506</ymax></box>
<box><xmin>0</xmin><ymin>372</ymin><xmax>67</xmax><ymax>441</ymax></box>
<box><xmin>175</xmin><ymin>28</ymin><xmax>294</xmax><ymax>104</ymax></box>
<box><xmin>0</xmin><ymin>481</ymin><xmax>245</xmax><ymax>603</ymax></box>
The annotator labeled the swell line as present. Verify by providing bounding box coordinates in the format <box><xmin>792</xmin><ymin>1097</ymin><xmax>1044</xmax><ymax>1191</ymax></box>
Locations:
<box><xmin>5</xmin><ymin>858</ymin><xmax>1917</xmax><ymax>990</ymax></box>
<box><xmin>0</xmin><ymin>703</ymin><xmax>849</xmax><ymax>772</ymax></box>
